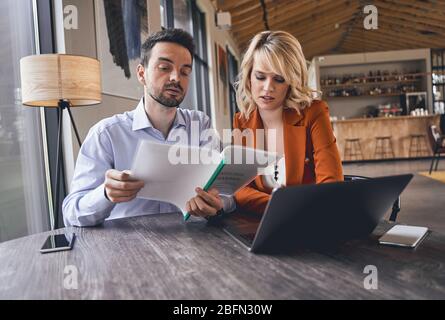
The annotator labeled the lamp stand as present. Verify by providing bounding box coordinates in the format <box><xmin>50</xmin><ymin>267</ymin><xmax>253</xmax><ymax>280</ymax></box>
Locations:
<box><xmin>53</xmin><ymin>99</ymin><xmax>82</xmax><ymax>229</ymax></box>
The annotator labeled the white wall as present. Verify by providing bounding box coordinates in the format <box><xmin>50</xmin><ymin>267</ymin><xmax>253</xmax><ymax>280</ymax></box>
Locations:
<box><xmin>57</xmin><ymin>0</ymin><xmax>240</xmax><ymax>191</ymax></box>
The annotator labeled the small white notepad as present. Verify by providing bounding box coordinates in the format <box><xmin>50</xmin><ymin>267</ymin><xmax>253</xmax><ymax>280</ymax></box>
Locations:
<box><xmin>379</xmin><ymin>225</ymin><xmax>429</xmax><ymax>248</ymax></box>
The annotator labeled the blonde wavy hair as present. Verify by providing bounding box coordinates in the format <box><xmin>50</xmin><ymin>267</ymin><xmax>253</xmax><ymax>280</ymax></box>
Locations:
<box><xmin>234</xmin><ymin>30</ymin><xmax>318</xmax><ymax>120</ymax></box>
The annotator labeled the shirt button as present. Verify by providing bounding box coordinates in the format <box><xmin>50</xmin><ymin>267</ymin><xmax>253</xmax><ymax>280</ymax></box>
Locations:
<box><xmin>304</xmin><ymin>157</ymin><xmax>310</xmax><ymax>164</ymax></box>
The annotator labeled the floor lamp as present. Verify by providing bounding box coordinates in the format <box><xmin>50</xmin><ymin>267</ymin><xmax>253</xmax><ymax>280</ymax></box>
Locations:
<box><xmin>20</xmin><ymin>54</ymin><xmax>101</xmax><ymax>230</ymax></box>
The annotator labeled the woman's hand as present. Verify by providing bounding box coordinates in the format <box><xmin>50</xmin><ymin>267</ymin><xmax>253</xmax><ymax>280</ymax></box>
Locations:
<box><xmin>185</xmin><ymin>187</ymin><xmax>223</xmax><ymax>218</ymax></box>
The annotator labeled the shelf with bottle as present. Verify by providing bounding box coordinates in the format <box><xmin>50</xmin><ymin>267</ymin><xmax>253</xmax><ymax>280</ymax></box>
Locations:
<box><xmin>325</xmin><ymin>93</ymin><xmax>404</xmax><ymax>99</ymax></box>
<box><xmin>320</xmin><ymin>71</ymin><xmax>425</xmax><ymax>89</ymax></box>
<box><xmin>324</xmin><ymin>83</ymin><xmax>419</xmax><ymax>98</ymax></box>
<box><xmin>321</xmin><ymin>78</ymin><xmax>420</xmax><ymax>89</ymax></box>
<box><xmin>432</xmin><ymin>72</ymin><xmax>445</xmax><ymax>86</ymax></box>
<box><xmin>377</xmin><ymin>102</ymin><xmax>404</xmax><ymax>117</ymax></box>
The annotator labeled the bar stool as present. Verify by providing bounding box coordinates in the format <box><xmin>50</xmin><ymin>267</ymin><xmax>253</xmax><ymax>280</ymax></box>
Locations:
<box><xmin>409</xmin><ymin>134</ymin><xmax>428</xmax><ymax>157</ymax></box>
<box><xmin>344</xmin><ymin>138</ymin><xmax>364</xmax><ymax>160</ymax></box>
<box><xmin>374</xmin><ymin>136</ymin><xmax>395</xmax><ymax>159</ymax></box>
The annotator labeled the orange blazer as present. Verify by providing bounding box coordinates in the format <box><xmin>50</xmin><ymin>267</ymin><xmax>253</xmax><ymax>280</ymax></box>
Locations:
<box><xmin>233</xmin><ymin>100</ymin><xmax>344</xmax><ymax>214</ymax></box>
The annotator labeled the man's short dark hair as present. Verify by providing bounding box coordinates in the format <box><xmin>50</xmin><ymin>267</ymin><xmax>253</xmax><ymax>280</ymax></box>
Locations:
<box><xmin>140</xmin><ymin>28</ymin><xmax>195</xmax><ymax>66</ymax></box>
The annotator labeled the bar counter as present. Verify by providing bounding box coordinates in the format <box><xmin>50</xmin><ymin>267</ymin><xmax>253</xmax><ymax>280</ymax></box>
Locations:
<box><xmin>332</xmin><ymin>114</ymin><xmax>440</xmax><ymax>161</ymax></box>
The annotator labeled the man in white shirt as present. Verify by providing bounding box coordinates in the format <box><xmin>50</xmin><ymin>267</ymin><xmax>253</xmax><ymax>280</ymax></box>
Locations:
<box><xmin>63</xmin><ymin>29</ymin><xmax>234</xmax><ymax>227</ymax></box>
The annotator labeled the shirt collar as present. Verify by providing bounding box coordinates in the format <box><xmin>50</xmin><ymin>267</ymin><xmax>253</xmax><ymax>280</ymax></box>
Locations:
<box><xmin>172</xmin><ymin>108</ymin><xmax>187</xmax><ymax>129</ymax></box>
<box><xmin>132</xmin><ymin>97</ymin><xmax>187</xmax><ymax>131</ymax></box>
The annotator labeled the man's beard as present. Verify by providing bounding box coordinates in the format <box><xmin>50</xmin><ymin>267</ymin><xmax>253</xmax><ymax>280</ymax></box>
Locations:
<box><xmin>149</xmin><ymin>83</ymin><xmax>185</xmax><ymax>108</ymax></box>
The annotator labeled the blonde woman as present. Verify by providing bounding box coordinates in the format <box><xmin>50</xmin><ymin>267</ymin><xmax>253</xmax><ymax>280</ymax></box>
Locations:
<box><xmin>233</xmin><ymin>30</ymin><xmax>343</xmax><ymax>214</ymax></box>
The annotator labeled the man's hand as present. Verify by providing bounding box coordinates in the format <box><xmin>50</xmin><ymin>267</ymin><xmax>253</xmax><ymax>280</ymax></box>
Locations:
<box><xmin>104</xmin><ymin>169</ymin><xmax>144</xmax><ymax>203</ymax></box>
<box><xmin>186</xmin><ymin>187</ymin><xmax>223</xmax><ymax>218</ymax></box>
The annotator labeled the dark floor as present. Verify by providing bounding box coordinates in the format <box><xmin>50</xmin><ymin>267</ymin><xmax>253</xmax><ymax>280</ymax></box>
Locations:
<box><xmin>343</xmin><ymin>159</ymin><xmax>445</xmax><ymax>233</ymax></box>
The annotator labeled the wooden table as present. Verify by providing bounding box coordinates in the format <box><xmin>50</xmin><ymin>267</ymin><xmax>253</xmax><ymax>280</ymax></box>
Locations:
<box><xmin>0</xmin><ymin>212</ymin><xmax>444</xmax><ymax>299</ymax></box>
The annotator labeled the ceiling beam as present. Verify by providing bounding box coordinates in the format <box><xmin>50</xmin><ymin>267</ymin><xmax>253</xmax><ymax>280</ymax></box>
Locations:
<box><xmin>386</xmin><ymin>0</ymin><xmax>445</xmax><ymax>13</ymax></box>
<box><xmin>234</xmin><ymin>1</ymin><xmax>356</xmax><ymax>45</ymax></box>
<box><xmin>229</xmin><ymin>0</ymin><xmax>295</xmax><ymax>20</ymax></box>
<box><xmin>269</xmin><ymin>1</ymin><xmax>359</xmax><ymax>32</ymax></box>
<box><xmin>231</xmin><ymin>0</ymin><xmax>329</xmax><ymax>32</ymax></box>
<box><xmin>377</xmin><ymin>15</ymin><xmax>445</xmax><ymax>38</ymax></box>
<box><xmin>236</xmin><ymin>9</ymin><xmax>353</xmax><ymax>47</ymax></box>
<box><xmin>216</xmin><ymin>0</ymin><xmax>256</xmax><ymax>11</ymax></box>
<box><xmin>348</xmin><ymin>25</ymin><xmax>444</xmax><ymax>48</ymax></box>
<box><xmin>375</xmin><ymin>1</ymin><xmax>445</xmax><ymax>29</ymax></box>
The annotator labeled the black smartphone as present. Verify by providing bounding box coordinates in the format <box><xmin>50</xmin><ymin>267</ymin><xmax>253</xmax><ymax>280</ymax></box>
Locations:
<box><xmin>40</xmin><ymin>233</ymin><xmax>76</xmax><ymax>254</ymax></box>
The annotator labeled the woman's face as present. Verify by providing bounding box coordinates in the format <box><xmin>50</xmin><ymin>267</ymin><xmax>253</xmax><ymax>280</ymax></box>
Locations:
<box><xmin>250</xmin><ymin>56</ymin><xmax>289</xmax><ymax>112</ymax></box>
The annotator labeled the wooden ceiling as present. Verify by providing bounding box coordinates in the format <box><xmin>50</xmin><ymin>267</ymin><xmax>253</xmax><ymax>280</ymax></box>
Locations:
<box><xmin>214</xmin><ymin>0</ymin><xmax>445</xmax><ymax>59</ymax></box>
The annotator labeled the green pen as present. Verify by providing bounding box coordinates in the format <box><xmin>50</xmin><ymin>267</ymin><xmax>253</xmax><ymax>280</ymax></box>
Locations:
<box><xmin>183</xmin><ymin>159</ymin><xmax>225</xmax><ymax>222</ymax></box>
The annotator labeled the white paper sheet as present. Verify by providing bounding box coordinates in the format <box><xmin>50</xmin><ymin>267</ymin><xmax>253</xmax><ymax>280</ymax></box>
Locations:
<box><xmin>130</xmin><ymin>140</ymin><xmax>221</xmax><ymax>213</ymax></box>
<box><xmin>130</xmin><ymin>141</ymin><xmax>279</xmax><ymax>213</ymax></box>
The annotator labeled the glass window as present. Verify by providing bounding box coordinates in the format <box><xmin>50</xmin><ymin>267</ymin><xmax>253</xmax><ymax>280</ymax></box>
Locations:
<box><xmin>191</xmin><ymin>1</ymin><xmax>211</xmax><ymax>116</ymax></box>
<box><xmin>160</xmin><ymin>0</ymin><xmax>174</xmax><ymax>29</ymax></box>
<box><xmin>161</xmin><ymin>0</ymin><xmax>211</xmax><ymax>116</ymax></box>
<box><xmin>227</xmin><ymin>48</ymin><xmax>239</xmax><ymax>127</ymax></box>
<box><xmin>0</xmin><ymin>0</ymin><xmax>49</xmax><ymax>242</ymax></box>
<box><xmin>173</xmin><ymin>0</ymin><xmax>192</xmax><ymax>34</ymax></box>
<box><xmin>160</xmin><ymin>1</ymin><xmax>165</xmax><ymax>28</ymax></box>
<box><xmin>432</xmin><ymin>49</ymin><xmax>445</xmax><ymax>114</ymax></box>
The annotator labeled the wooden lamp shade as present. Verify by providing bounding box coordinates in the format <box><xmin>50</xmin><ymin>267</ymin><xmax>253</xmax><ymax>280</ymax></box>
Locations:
<box><xmin>20</xmin><ymin>54</ymin><xmax>101</xmax><ymax>107</ymax></box>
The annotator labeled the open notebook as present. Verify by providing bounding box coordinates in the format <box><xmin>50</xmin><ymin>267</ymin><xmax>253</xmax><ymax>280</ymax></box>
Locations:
<box><xmin>130</xmin><ymin>140</ymin><xmax>279</xmax><ymax>214</ymax></box>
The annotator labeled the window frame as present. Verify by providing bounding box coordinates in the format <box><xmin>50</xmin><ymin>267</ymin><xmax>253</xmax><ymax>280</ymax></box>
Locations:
<box><xmin>162</xmin><ymin>0</ymin><xmax>211</xmax><ymax>116</ymax></box>
<box><xmin>191</xmin><ymin>0</ymin><xmax>211</xmax><ymax>116</ymax></box>
<box><xmin>227</xmin><ymin>46</ymin><xmax>239</xmax><ymax>127</ymax></box>
<box><xmin>35</xmin><ymin>0</ymin><xmax>67</xmax><ymax>229</ymax></box>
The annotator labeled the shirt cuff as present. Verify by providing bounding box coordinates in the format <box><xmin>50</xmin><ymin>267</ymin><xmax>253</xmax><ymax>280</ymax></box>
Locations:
<box><xmin>221</xmin><ymin>194</ymin><xmax>236</xmax><ymax>213</ymax></box>
<box><xmin>78</xmin><ymin>183</ymin><xmax>116</xmax><ymax>219</ymax></box>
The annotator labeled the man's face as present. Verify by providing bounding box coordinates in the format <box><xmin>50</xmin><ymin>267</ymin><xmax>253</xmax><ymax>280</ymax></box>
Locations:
<box><xmin>139</xmin><ymin>42</ymin><xmax>193</xmax><ymax>108</ymax></box>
